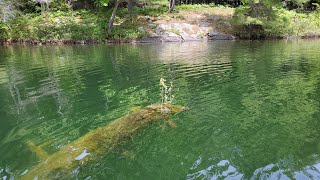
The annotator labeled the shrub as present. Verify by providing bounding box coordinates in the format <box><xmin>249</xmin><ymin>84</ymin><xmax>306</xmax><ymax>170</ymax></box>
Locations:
<box><xmin>232</xmin><ymin>4</ymin><xmax>320</xmax><ymax>39</ymax></box>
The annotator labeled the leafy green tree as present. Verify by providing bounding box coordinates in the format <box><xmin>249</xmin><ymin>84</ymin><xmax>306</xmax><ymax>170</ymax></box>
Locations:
<box><xmin>99</xmin><ymin>0</ymin><xmax>133</xmax><ymax>33</ymax></box>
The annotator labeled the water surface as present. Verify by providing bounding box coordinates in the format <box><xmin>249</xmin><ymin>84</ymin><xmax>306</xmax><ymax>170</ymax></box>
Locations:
<box><xmin>1</xmin><ymin>40</ymin><xmax>320</xmax><ymax>179</ymax></box>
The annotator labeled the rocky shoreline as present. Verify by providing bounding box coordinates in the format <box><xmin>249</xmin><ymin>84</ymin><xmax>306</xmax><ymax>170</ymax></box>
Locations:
<box><xmin>2</xmin><ymin>14</ymin><xmax>318</xmax><ymax>45</ymax></box>
<box><xmin>0</xmin><ymin>22</ymin><xmax>236</xmax><ymax>45</ymax></box>
<box><xmin>2</xmin><ymin>33</ymin><xmax>315</xmax><ymax>46</ymax></box>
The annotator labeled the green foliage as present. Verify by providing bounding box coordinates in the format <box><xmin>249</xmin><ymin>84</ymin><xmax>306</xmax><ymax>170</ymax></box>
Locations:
<box><xmin>294</xmin><ymin>0</ymin><xmax>310</xmax><ymax>4</ymax></box>
<box><xmin>109</xmin><ymin>23</ymin><xmax>147</xmax><ymax>40</ymax></box>
<box><xmin>0</xmin><ymin>22</ymin><xmax>10</xmax><ymax>39</ymax></box>
<box><xmin>232</xmin><ymin>5</ymin><xmax>320</xmax><ymax>39</ymax></box>
<box><xmin>49</xmin><ymin>0</ymin><xmax>72</xmax><ymax>11</ymax></box>
<box><xmin>134</xmin><ymin>4</ymin><xmax>168</xmax><ymax>16</ymax></box>
<box><xmin>1</xmin><ymin>10</ymin><xmax>108</xmax><ymax>42</ymax></box>
<box><xmin>0</xmin><ymin>0</ymin><xmax>170</xmax><ymax>42</ymax></box>
<box><xmin>15</xmin><ymin>0</ymin><xmax>38</xmax><ymax>13</ymax></box>
<box><xmin>100</xmin><ymin>0</ymin><xmax>110</xmax><ymax>6</ymax></box>
<box><xmin>91</xmin><ymin>0</ymin><xmax>109</xmax><ymax>7</ymax></box>
<box><xmin>263</xmin><ymin>8</ymin><xmax>299</xmax><ymax>36</ymax></box>
<box><xmin>240</xmin><ymin>0</ymin><xmax>281</xmax><ymax>7</ymax></box>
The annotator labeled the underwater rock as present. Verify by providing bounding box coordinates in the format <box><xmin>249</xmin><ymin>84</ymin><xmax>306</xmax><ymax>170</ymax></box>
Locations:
<box><xmin>21</xmin><ymin>104</ymin><xmax>187</xmax><ymax>179</ymax></box>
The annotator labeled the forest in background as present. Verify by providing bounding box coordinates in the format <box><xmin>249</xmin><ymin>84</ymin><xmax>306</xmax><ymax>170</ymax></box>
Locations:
<box><xmin>0</xmin><ymin>0</ymin><xmax>319</xmax><ymax>43</ymax></box>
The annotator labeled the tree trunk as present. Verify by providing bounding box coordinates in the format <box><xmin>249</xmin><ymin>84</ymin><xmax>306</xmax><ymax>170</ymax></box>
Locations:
<box><xmin>128</xmin><ymin>0</ymin><xmax>133</xmax><ymax>13</ymax></box>
<box><xmin>41</xmin><ymin>3</ymin><xmax>44</xmax><ymax>14</ymax></box>
<box><xmin>169</xmin><ymin>0</ymin><xmax>175</xmax><ymax>12</ymax></box>
<box><xmin>107</xmin><ymin>0</ymin><xmax>121</xmax><ymax>34</ymax></box>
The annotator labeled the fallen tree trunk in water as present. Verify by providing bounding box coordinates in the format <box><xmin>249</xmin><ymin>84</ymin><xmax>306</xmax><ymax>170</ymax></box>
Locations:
<box><xmin>22</xmin><ymin>104</ymin><xmax>187</xmax><ymax>179</ymax></box>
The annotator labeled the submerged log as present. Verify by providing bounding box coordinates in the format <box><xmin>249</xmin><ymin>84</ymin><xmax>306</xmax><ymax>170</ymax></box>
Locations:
<box><xmin>22</xmin><ymin>104</ymin><xmax>187</xmax><ymax>179</ymax></box>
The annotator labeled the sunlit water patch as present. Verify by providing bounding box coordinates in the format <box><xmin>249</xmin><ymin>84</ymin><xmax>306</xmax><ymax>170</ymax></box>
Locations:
<box><xmin>0</xmin><ymin>40</ymin><xmax>320</xmax><ymax>179</ymax></box>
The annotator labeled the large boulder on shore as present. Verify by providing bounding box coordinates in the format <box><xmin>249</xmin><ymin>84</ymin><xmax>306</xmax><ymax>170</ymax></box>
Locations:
<box><xmin>155</xmin><ymin>23</ymin><xmax>208</xmax><ymax>42</ymax></box>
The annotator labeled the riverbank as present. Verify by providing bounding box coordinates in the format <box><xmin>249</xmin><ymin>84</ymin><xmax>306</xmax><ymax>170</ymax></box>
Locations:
<box><xmin>0</xmin><ymin>5</ymin><xmax>236</xmax><ymax>45</ymax></box>
<box><xmin>0</xmin><ymin>4</ymin><xmax>319</xmax><ymax>45</ymax></box>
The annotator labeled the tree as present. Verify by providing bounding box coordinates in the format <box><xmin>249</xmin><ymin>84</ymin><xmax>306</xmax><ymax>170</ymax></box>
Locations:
<box><xmin>102</xmin><ymin>0</ymin><xmax>134</xmax><ymax>33</ymax></box>
<box><xmin>106</xmin><ymin>0</ymin><xmax>120</xmax><ymax>34</ymax></box>
<box><xmin>0</xmin><ymin>0</ymin><xmax>28</xmax><ymax>22</ymax></box>
<box><xmin>0</xmin><ymin>0</ymin><xmax>15</xmax><ymax>22</ymax></box>
<box><xmin>127</xmin><ymin>0</ymin><xmax>133</xmax><ymax>13</ymax></box>
<box><xmin>169</xmin><ymin>0</ymin><xmax>175</xmax><ymax>12</ymax></box>
<box><xmin>34</xmin><ymin>0</ymin><xmax>53</xmax><ymax>13</ymax></box>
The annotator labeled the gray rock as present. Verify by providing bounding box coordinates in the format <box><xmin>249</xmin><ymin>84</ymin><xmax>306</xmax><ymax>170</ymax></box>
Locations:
<box><xmin>138</xmin><ymin>37</ymin><xmax>162</xmax><ymax>43</ymax></box>
<box><xmin>149</xmin><ymin>32</ymin><xmax>159</xmax><ymax>37</ymax></box>
<box><xmin>144</xmin><ymin>16</ymin><xmax>151</xmax><ymax>21</ymax></box>
<box><xmin>208</xmin><ymin>31</ymin><xmax>235</xmax><ymax>40</ymax></box>
<box><xmin>197</xmin><ymin>22</ymin><xmax>210</xmax><ymax>27</ymax></box>
<box><xmin>153</xmin><ymin>22</ymin><xmax>232</xmax><ymax>42</ymax></box>
<box><xmin>208</xmin><ymin>31</ymin><xmax>220</xmax><ymax>36</ymax></box>
<box><xmin>166</xmin><ymin>32</ymin><xmax>180</xmax><ymax>36</ymax></box>
<box><xmin>158</xmin><ymin>24</ymin><xmax>171</xmax><ymax>30</ymax></box>
<box><xmin>156</xmin><ymin>24</ymin><xmax>171</xmax><ymax>34</ymax></box>
<box><xmin>181</xmin><ymin>35</ymin><xmax>202</xmax><ymax>41</ymax></box>
<box><xmin>223</xmin><ymin>21</ymin><xmax>232</xmax><ymax>27</ymax></box>
<box><xmin>207</xmin><ymin>15</ymin><xmax>221</xmax><ymax>21</ymax></box>
<box><xmin>161</xmin><ymin>32</ymin><xmax>183</xmax><ymax>42</ymax></box>
<box><xmin>138</xmin><ymin>27</ymin><xmax>145</xmax><ymax>32</ymax></box>
<box><xmin>148</xmin><ymin>23</ymin><xmax>157</xmax><ymax>28</ymax></box>
<box><xmin>180</xmin><ymin>32</ymin><xmax>202</xmax><ymax>41</ymax></box>
<box><xmin>161</xmin><ymin>36</ymin><xmax>183</xmax><ymax>42</ymax></box>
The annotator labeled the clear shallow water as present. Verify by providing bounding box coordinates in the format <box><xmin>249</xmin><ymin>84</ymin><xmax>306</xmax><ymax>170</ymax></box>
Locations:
<box><xmin>0</xmin><ymin>40</ymin><xmax>320</xmax><ymax>179</ymax></box>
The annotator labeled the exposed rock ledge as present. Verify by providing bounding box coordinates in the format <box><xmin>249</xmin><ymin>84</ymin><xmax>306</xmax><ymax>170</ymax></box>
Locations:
<box><xmin>137</xmin><ymin>22</ymin><xmax>235</xmax><ymax>43</ymax></box>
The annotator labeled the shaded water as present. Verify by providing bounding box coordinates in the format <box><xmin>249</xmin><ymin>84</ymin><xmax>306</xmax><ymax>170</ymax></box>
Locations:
<box><xmin>1</xmin><ymin>40</ymin><xmax>320</xmax><ymax>179</ymax></box>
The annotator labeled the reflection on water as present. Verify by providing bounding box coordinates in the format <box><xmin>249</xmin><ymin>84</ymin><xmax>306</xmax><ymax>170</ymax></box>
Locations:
<box><xmin>0</xmin><ymin>40</ymin><xmax>320</xmax><ymax>179</ymax></box>
<box><xmin>187</xmin><ymin>158</ymin><xmax>320</xmax><ymax>180</ymax></box>
<box><xmin>187</xmin><ymin>158</ymin><xmax>244</xmax><ymax>179</ymax></box>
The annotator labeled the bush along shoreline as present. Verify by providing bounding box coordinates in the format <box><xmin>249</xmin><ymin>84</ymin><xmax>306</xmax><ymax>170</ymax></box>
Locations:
<box><xmin>232</xmin><ymin>4</ymin><xmax>320</xmax><ymax>40</ymax></box>
<box><xmin>0</xmin><ymin>1</ymin><xmax>320</xmax><ymax>45</ymax></box>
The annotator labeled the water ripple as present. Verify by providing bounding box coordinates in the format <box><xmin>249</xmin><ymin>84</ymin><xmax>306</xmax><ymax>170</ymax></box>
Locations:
<box><xmin>187</xmin><ymin>158</ymin><xmax>244</xmax><ymax>180</ymax></box>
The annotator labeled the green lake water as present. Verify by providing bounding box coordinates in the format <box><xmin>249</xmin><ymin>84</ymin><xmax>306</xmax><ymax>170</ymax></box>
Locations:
<box><xmin>1</xmin><ymin>40</ymin><xmax>320</xmax><ymax>179</ymax></box>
